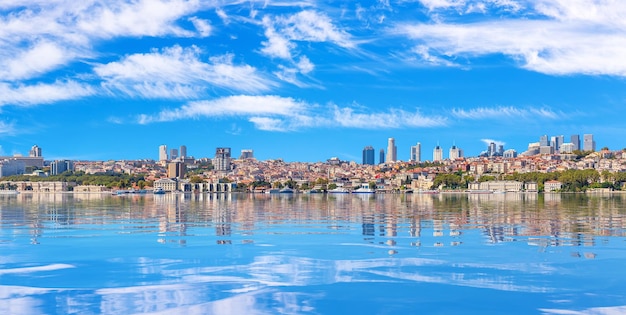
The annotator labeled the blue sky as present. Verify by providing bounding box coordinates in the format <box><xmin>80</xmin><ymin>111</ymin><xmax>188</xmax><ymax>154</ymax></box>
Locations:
<box><xmin>1</xmin><ymin>0</ymin><xmax>625</xmax><ymax>162</ymax></box>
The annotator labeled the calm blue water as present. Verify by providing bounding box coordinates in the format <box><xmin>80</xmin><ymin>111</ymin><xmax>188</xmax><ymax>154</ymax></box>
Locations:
<box><xmin>1</xmin><ymin>192</ymin><xmax>625</xmax><ymax>315</ymax></box>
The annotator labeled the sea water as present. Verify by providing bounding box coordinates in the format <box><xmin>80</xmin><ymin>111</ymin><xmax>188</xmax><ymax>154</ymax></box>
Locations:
<box><xmin>1</xmin><ymin>192</ymin><xmax>625</xmax><ymax>314</ymax></box>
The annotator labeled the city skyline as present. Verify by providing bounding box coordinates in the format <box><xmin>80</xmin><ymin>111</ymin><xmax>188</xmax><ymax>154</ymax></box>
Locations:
<box><xmin>1</xmin><ymin>1</ymin><xmax>626</xmax><ymax>162</ymax></box>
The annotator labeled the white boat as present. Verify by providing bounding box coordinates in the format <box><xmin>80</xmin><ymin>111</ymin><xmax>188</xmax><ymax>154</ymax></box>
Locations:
<box><xmin>279</xmin><ymin>187</ymin><xmax>295</xmax><ymax>194</ymax></box>
<box><xmin>153</xmin><ymin>187</ymin><xmax>166</xmax><ymax>194</ymax></box>
<box><xmin>0</xmin><ymin>190</ymin><xmax>19</xmax><ymax>195</ymax></box>
<box><xmin>353</xmin><ymin>187</ymin><xmax>375</xmax><ymax>194</ymax></box>
<box><xmin>417</xmin><ymin>189</ymin><xmax>439</xmax><ymax>194</ymax></box>
<box><xmin>328</xmin><ymin>187</ymin><xmax>351</xmax><ymax>194</ymax></box>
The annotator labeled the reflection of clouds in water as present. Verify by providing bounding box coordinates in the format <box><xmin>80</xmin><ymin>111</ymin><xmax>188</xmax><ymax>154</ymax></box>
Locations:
<box><xmin>0</xmin><ymin>255</ymin><xmax>560</xmax><ymax>314</ymax></box>
<box><xmin>540</xmin><ymin>305</ymin><xmax>626</xmax><ymax>315</ymax></box>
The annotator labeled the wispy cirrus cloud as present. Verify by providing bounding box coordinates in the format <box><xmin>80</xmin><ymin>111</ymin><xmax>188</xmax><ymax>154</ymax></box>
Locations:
<box><xmin>451</xmin><ymin>106</ymin><xmax>560</xmax><ymax>120</ymax></box>
<box><xmin>137</xmin><ymin>95</ymin><xmax>447</xmax><ymax>131</ymax></box>
<box><xmin>396</xmin><ymin>0</ymin><xmax>626</xmax><ymax>76</ymax></box>
<box><xmin>94</xmin><ymin>45</ymin><xmax>274</xmax><ymax>98</ymax></box>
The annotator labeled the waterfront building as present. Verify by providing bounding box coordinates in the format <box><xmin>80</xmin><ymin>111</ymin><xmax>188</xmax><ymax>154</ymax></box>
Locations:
<box><xmin>544</xmin><ymin>180</ymin><xmax>563</xmax><ymax>192</ymax></box>
<box><xmin>362</xmin><ymin>146</ymin><xmax>375</xmax><ymax>165</ymax></box>
<box><xmin>50</xmin><ymin>160</ymin><xmax>73</xmax><ymax>175</ymax></box>
<box><xmin>449</xmin><ymin>145</ymin><xmax>463</xmax><ymax>160</ymax></box>
<box><xmin>170</xmin><ymin>148</ymin><xmax>179</xmax><ymax>160</ymax></box>
<box><xmin>571</xmin><ymin>135</ymin><xmax>580</xmax><ymax>151</ymax></box>
<box><xmin>213</xmin><ymin>147</ymin><xmax>232</xmax><ymax>171</ymax></box>
<box><xmin>386</xmin><ymin>138</ymin><xmax>397</xmax><ymax>163</ymax></box>
<box><xmin>159</xmin><ymin>145</ymin><xmax>168</xmax><ymax>162</ymax></box>
<box><xmin>167</xmin><ymin>161</ymin><xmax>185</xmax><ymax>178</ymax></box>
<box><xmin>379</xmin><ymin>149</ymin><xmax>385</xmax><ymax>165</ymax></box>
<box><xmin>180</xmin><ymin>145</ymin><xmax>187</xmax><ymax>158</ymax></box>
<box><xmin>240</xmin><ymin>149</ymin><xmax>254</xmax><ymax>160</ymax></box>
<box><xmin>583</xmin><ymin>134</ymin><xmax>596</xmax><ymax>152</ymax></box>
<box><xmin>433</xmin><ymin>145</ymin><xmax>443</xmax><ymax>162</ymax></box>
<box><xmin>410</xmin><ymin>142</ymin><xmax>421</xmax><ymax>163</ymax></box>
<box><xmin>29</xmin><ymin>145</ymin><xmax>42</xmax><ymax>157</ymax></box>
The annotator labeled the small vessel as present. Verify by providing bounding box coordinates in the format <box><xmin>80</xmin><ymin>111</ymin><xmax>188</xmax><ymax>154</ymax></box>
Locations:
<box><xmin>0</xmin><ymin>190</ymin><xmax>19</xmax><ymax>195</ymax></box>
<box><xmin>153</xmin><ymin>187</ymin><xmax>166</xmax><ymax>194</ymax></box>
<box><xmin>328</xmin><ymin>187</ymin><xmax>351</xmax><ymax>194</ymax></box>
<box><xmin>279</xmin><ymin>187</ymin><xmax>295</xmax><ymax>194</ymax></box>
<box><xmin>417</xmin><ymin>189</ymin><xmax>439</xmax><ymax>194</ymax></box>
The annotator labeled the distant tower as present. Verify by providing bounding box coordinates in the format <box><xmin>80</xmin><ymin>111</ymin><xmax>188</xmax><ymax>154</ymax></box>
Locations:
<box><xmin>410</xmin><ymin>142</ymin><xmax>421</xmax><ymax>162</ymax></box>
<box><xmin>386</xmin><ymin>138</ymin><xmax>397</xmax><ymax>163</ymax></box>
<box><xmin>571</xmin><ymin>134</ymin><xmax>580</xmax><ymax>151</ymax></box>
<box><xmin>29</xmin><ymin>145</ymin><xmax>42</xmax><ymax>157</ymax></box>
<box><xmin>180</xmin><ymin>145</ymin><xmax>187</xmax><ymax>158</ymax></box>
<box><xmin>240</xmin><ymin>149</ymin><xmax>254</xmax><ymax>160</ymax></box>
<box><xmin>488</xmin><ymin>142</ymin><xmax>497</xmax><ymax>157</ymax></box>
<box><xmin>159</xmin><ymin>145</ymin><xmax>168</xmax><ymax>162</ymax></box>
<box><xmin>50</xmin><ymin>160</ymin><xmax>73</xmax><ymax>175</ymax></box>
<box><xmin>539</xmin><ymin>135</ymin><xmax>550</xmax><ymax>147</ymax></box>
<box><xmin>433</xmin><ymin>145</ymin><xmax>443</xmax><ymax>162</ymax></box>
<box><xmin>449</xmin><ymin>145</ymin><xmax>462</xmax><ymax>160</ymax></box>
<box><xmin>170</xmin><ymin>148</ymin><xmax>179</xmax><ymax>160</ymax></box>
<box><xmin>379</xmin><ymin>149</ymin><xmax>385</xmax><ymax>165</ymax></box>
<box><xmin>213</xmin><ymin>147</ymin><xmax>232</xmax><ymax>171</ymax></box>
<box><xmin>583</xmin><ymin>134</ymin><xmax>596</xmax><ymax>152</ymax></box>
<box><xmin>362</xmin><ymin>146</ymin><xmax>375</xmax><ymax>165</ymax></box>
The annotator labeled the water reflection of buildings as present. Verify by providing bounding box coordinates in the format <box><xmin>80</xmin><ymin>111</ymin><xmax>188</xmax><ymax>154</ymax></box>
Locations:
<box><xmin>1</xmin><ymin>192</ymin><xmax>625</xmax><ymax>249</ymax></box>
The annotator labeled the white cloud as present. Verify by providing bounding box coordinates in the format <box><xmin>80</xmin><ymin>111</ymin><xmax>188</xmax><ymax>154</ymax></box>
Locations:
<box><xmin>138</xmin><ymin>95</ymin><xmax>447</xmax><ymax>131</ymax></box>
<box><xmin>138</xmin><ymin>95</ymin><xmax>308</xmax><ymax>124</ymax></box>
<box><xmin>296</xmin><ymin>56</ymin><xmax>314</xmax><ymax>74</ymax></box>
<box><xmin>0</xmin><ymin>81</ymin><xmax>94</xmax><ymax>107</ymax></box>
<box><xmin>332</xmin><ymin>106</ymin><xmax>448</xmax><ymax>128</ymax></box>
<box><xmin>189</xmin><ymin>17</ymin><xmax>212</xmax><ymax>37</ymax></box>
<box><xmin>94</xmin><ymin>45</ymin><xmax>273</xmax><ymax>98</ymax></box>
<box><xmin>396</xmin><ymin>1</ymin><xmax>626</xmax><ymax>76</ymax></box>
<box><xmin>451</xmin><ymin>106</ymin><xmax>559</xmax><ymax>120</ymax></box>
<box><xmin>3</xmin><ymin>41</ymin><xmax>74</xmax><ymax>81</ymax></box>
<box><xmin>0</xmin><ymin>122</ymin><xmax>16</xmax><ymax>136</ymax></box>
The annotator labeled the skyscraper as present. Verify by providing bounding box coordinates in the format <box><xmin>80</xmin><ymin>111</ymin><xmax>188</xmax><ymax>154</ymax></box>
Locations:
<box><xmin>240</xmin><ymin>149</ymin><xmax>254</xmax><ymax>159</ymax></box>
<box><xmin>50</xmin><ymin>160</ymin><xmax>73</xmax><ymax>175</ymax></box>
<box><xmin>386</xmin><ymin>138</ymin><xmax>397</xmax><ymax>163</ymax></box>
<box><xmin>362</xmin><ymin>146</ymin><xmax>375</xmax><ymax>165</ymax></box>
<box><xmin>540</xmin><ymin>135</ymin><xmax>550</xmax><ymax>147</ymax></box>
<box><xmin>583</xmin><ymin>134</ymin><xmax>596</xmax><ymax>152</ymax></box>
<box><xmin>170</xmin><ymin>148</ymin><xmax>179</xmax><ymax>160</ymax></box>
<box><xmin>180</xmin><ymin>145</ymin><xmax>187</xmax><ymax>158</ymax></box>
<box><xmin>213</xmin><ymin>147</ymin><xmax>232</xmax><ymax>171</ymax></box>
<box><xmin>29</xmin><ymin>145</ymin><xmax>42</xmax><ymax>157</ymax></box>
<box><xmin>449</xmin><ymin>145</ymin><xmax>462</xmax><ymax>160</ymax></box>
<box><xmin>571</xmin><ymin>134</ymin><xmax>580</xmax><ymax>151</ymax></box>
<box><xmin>410</xmin><ymin>142</ymin><xmax>421</xmax><ymax>162</ymax></box>
<box><xmin>551</xmin><ymin>135</ymin><xmax>564</xmax><ymax>152</ymax></box>
<box><xmin>159</xmin><ymin>145</ymin><xmax>168</xmax><ymax>162</ymax></box>
<box><xmin>433</xmin><ymin>145</ymin><xmax>443</xmax><ymax>162</ymax></box>
<box><xmin>379</xmin><ymin>149</ymin><xmax>385</xmax><ymax>165</ymax></box>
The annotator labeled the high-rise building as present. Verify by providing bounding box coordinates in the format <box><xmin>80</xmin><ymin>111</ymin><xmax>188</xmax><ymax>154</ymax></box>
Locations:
<box><xmin>29</xmin><ymin>145</ymin><xmax>42</xmax><ymax>157</ymax></box>
<box><xmin>170</xmin><ymin>148</ymin><xmax>179</xmax><ymax>160</ymax></box>
<box><xmin>362</xmin><ymin>146</ymin><xmax>375</xmax><ymax>165</ymax></box>
<box><xmin>503</xmin><ymin>149</ymin><xmax>517</xmax><ymax>158</ymax></box>
<box><xmin>410</xmin><ymin>142</ymin><xmax>421</xmax><ymax>162</ymax></box>
<box><xmin>433</xmin><ymin>145</ymin><xmax>443</xmax><ymax>162</ymax></box>
<box><xmin>449</xmin><ymin>145</ymin><xmax>462</xmax><ymax>160</ymax></box>
<box><xmin>551</xmin><ymin>135</ymin><xmax>564</xmax><ymax>152</ymax></box>
<box><xmin>167</xmin><ymin>161</ymin><xmax>185</xmax><ymax>178</ymax></box>
<box><xmin>50</xmin><ymin>160</ymin><xmax>73</xmax><ymax>175</ymax></box>
<box><xmin>583</xmin><ymin>134</ymin><xmax>596</xmax><ymax>152</ymax></box>
<box><xmin>571</xmin><ymin>135</ymin><xmax>580</xmax><ymax>151</ymax></box>
<box><xmin>560</xmin><ymin>143</ymin><xmax>574</xmax><ymax>154</ymax></box>
<box><xmin>213</xmin><ymin>147</ymin><xmax>232</xmax><ymax>171</ymax></box>
<box><xmin>159</xmin><ymin>145</ymin><xmax>168</xmax><ymax>162</ymax></box>
<box><xmin>180</xmin><ymin>145</ymin><xmax>187</xmax><ymax>158</ymax></box>
<box><xmin>488</xmin><ymin>142</ymin><xmax>497</xmax><ymax>157</ymax></box>
<box><xmin>540</xmin><ymin>135</ymin><xmax>550</xmax><ymax>147</ymax></box>
<box><xmin>0</xmin><ymin>159</ymin><xmax>25</xmax><ymax>177</ymax></box>
<box><xmin>386</xmin><ymin>138</ymin><xmax>397</xmax><ymax>163</ymax></box>
<box><xmin>379</xmin><ymin>149</ymin><xmax>385</xmax><ymax>165</ymax></box>
<box><xmin>240</xmin><ymin>149</ymin><xmax>254</xmax><ymax>160</ymax></box>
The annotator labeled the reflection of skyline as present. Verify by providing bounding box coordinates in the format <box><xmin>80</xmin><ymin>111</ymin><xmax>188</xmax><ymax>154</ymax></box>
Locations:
<box><xmin>1</xmin><ymin>193</ymin><xmax>625</xmax><ymax>248</ymax></box>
